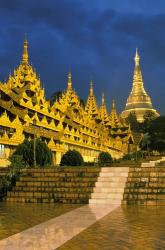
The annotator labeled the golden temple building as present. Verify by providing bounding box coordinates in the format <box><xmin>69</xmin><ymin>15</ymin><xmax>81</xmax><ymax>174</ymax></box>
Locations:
<box><xmin>0</xmin><ymin>39</ymin><xmax>135</xmax><ymax>167</ymax></box>
<box><xmin>121</xmin><ymin>49</ymin><xmax>159</xmax><ymax>122</ymax></box>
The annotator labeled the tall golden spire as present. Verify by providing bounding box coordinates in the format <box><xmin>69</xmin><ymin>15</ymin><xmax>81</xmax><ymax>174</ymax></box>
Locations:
<box><xmin>121</xmin><ymin>49</ymin><xmax>159</xmax><ymax>122</ymax></box>
<box><xmin>22</xmin><ymin>37</ymin><xmax>28</xmax><ymax>64</ymax></box>
<box><xmin>67</xmin><ymin>71</ymin><xmax>72</xmax><ymax>90</ymax></box>
<box><xmin>109</xmin><ymin>99</ymin><xmax>121</xmax><ymax>127</ymax></box>
<box><xmin>131</xmin><ymin>48</ymin><xmax>147</xmax><ymax>96</ymax></box>
<box><xmin>85</xmin><ymin>80</ymin><xmax>100</xmax><ymax>120</ymax></box>
<box><xmin>99</xmin><ymin>93</ymin><xmax>109</xmax><ymax>124</ymax></box>
<box><xmin>101</xmin><ymin>93</ymin><xmax>105</xmax><ymax>105</ymax></box>
<box><xmin>90</xmin><ymin>79</ymin><xmax>93</xmax><ymax>96</ymax></box>
<box><xmin>112</xmin><ymin>99</ymin><xmax>115</xmax><ymax>110</ymax></box>
<box><xmin>134</xmin><ymin>48</ymin><xmax>140</xmax><ymax>66</ymax></box>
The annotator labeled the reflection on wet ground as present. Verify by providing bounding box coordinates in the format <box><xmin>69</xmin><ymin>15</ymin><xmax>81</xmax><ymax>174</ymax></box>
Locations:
<box><xmin>0</xmin><ymin>204</ymin><xmax>118</xmax><ymax>249</ymax></box>
<box><xmin>0</xmin><ymin>202</ymin><xmax>81</xmax><ymax>240</ymax></box>
<box><xmin>59</xmin><ymin>206</ymin><xmax>165</xmax><ymax>250</ymax></box>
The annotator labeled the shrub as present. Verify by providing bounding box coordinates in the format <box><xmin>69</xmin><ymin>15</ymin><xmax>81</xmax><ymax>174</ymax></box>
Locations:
<box><xmin>9</xmin><ymin>155</ymin><xmax>26</xmax><ymax>170</ymax></box>
<box><xmin>0</xmin><ymin>176</ymin><xmax>10</xmax><ymax>200</ymax></box>
<box><xmin>98</xmin><ymin>152</ymin><xmax>113</xmax><ymax>166</ymax></box>
<box><xmin>11</xmin><ymin>139</ymin><xmax>52</xmax><ymax>167</ymax></box>
<box><xmin>122</xmin><ymin>151</ymin><xmax>144</xmax><ymax>161</ymax></box>
<box><xmin>60</xmin><ymin>150</ymin><xmax>84</xmax><ymax>166</ymax></box>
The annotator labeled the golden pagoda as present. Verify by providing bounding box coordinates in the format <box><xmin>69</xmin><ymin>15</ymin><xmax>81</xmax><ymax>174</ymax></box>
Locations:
<box><xmin>99</xmin><ymin>93</ymin><xmax>110</xmax><ymax>126</ymax></box>
<box><xmin>121</xmin><ymin>49</ymin><xmax>159</xmax><ymax>122</ymax></box>
<box><xmin>0</xmin><ymin>39</ymin><xmax>135</xmax><ymax>166</ymax></box>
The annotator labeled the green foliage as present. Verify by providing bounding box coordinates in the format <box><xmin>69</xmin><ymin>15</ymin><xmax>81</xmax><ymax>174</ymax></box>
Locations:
<box><xmin>122</xmin><ymin>151</ymin><xmax>144</xmax><ymax>161</ymax></box>
<box><xmin>9</xmin><ymin>155</ymin><xmax>26</xmax><ymax>171</ymax></box>
<box><xmin>140</xmin><ymin>132</ymin><xmax>151</xmax><ymax>148</ymax></box>
<box><xmin>0</xmin><ymin>176</ymin><xmax>10</xmax><ymax>190</ymax></box>
<box><xmin>36</xmin><ymin>139</ymin><xmax>52</xmax><ymax>167</ymax></box>
<box><xmin>98</xmin><ymin>152</ymin><xmax>113</xmax><ymax>166</ymax></box>
<box><xmin>141</xmin><ymin>111</ymin><xmax>157</xmax><ymax>133</ymax></box>
<box><xmin>11</xmin><ymin>139</ymin><xmax>52</xmax><ymax>167</ymax></box>
<box><xmin>126</xmin><ymin>112</ymin><xmax>140</xmax><ymax>132</ymax></box>
<box><xmin>0</xmin><ymin>176</ymin><xmax>11</xmax><ymax>200</ymax></box>
<box><xmin>148</xmin><ymin>116</ymin><xmax>165</xmax><ymax>152</ymax></box>
<box><xmin>60</xmin><ymin>150</ymin><xmax>84</xmax><ymax>166</ymax></box>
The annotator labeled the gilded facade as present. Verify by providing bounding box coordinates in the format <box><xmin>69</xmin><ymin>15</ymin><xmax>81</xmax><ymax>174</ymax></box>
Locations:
<box><xmin>121</xmin><ymin>49</ymin><xmax>159</xmax><ymax>122</ymax></box>
<box><xmin>0</xmin><ymin>39</ymin><xmax>134</xmax><ymax>166</ymax></box>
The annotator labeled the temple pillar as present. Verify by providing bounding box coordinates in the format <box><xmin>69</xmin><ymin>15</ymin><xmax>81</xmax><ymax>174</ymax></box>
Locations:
<box><xmin>56</xmin><ymin>152</ymin><xmax>62</xmax><ymax>165</ymax></box>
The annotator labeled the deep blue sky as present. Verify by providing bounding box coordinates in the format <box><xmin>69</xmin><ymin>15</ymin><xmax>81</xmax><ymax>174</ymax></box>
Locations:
<box><xmin>0</xmin><ymin>0</ymin><xmax>165</xmax><ymax>114</ymax></box>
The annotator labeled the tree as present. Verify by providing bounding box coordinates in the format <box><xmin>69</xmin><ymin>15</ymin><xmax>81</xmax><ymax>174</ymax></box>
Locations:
<box><xmin>126</xmin><ymin>112</ymin><xmax>140</xmax><ymax>132</ymax></box>
<box><xmin>98</xmin><ymin>152</ymin><xmax>113</xmax><ymax>166</ymax></box>
<box><xmin>140</xmin><ymin>132</ymin><xmax>151</xmax><ymax>155</ymax></box>
<box><xmin>148</xmin><ymin>116</ymin><xmax>165</xmax><ymax>153</ymax></box>
<box><xmin>11</xmin><ymin>139</ymin><xmax>52</xmax><ymax>167</ymax></box>
<box><xmin>60</xmin><ymin>150</ymin><xmax>84</xmax><ymax>166</ymax></box>
<box><xmin>141</xmin><ymin>111</ymin><xmax>157</xmax><ymax>133</ymax></box>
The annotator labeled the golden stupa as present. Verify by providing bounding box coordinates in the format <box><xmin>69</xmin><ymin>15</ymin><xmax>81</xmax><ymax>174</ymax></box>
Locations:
<box><xmin>121</xmin><ymin>49</ymin><xmax>159</xmax><ymax>122</ymax></box>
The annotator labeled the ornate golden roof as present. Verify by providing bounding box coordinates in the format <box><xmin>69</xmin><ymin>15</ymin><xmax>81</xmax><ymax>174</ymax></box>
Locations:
<box><xmin>0</xmin><ymin>39</ymin><xmax>135</xmax><ymax>159</ymax></box>
<box><xmin>99</xmin><ymin>93</ymin><xmax>110</xmax><ymax>125</ymax></box>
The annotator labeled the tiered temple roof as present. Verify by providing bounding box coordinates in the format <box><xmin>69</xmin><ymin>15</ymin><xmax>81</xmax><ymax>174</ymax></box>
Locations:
<box><xmin>0</xmin><ymin>39</ymin><xmax>135</xmax><ymax>164</ymax></box>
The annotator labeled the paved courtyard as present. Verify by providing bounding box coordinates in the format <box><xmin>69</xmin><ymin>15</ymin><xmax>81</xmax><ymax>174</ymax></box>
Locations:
<box><xmin>0</xmin><ymin>204</ymin><xmax>165</xmax><ymax>249</ymax></box>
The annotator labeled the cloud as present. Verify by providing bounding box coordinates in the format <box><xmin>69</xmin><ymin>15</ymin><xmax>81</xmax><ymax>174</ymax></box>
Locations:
<box><xmin>0</xmin><ymin>1</ymin><xmax>164</xmax><ymax>114</ymax></box>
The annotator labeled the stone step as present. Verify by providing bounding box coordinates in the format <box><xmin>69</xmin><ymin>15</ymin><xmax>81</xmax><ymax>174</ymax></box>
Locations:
<box><xmin>7</xmin><ymin>191</ymin><xmax>91</xmax><ymax>199</ymax></box>
<box><xmin>101</xmin><ymin>167</ymin><xmax>129</xmax><ymax>173</ymax></box>
<box><xmin>124</xmin><ymin>188</ymin><xmax>165</xmax><ymax>193</ymax></box>
<box><xmin>129</xmin><ymin>174</ymin><xmax>165</xmax><ymax>177</ymax></box>
<box><xmin>93</xmin><ymin>187</ymin><xmax>124</xmax><ymax>193</ymax></box>
<box><xmin>30</xmin><ymin>173</ymin><xmax>99</xmax><ymax>178</ymax></box>
<box><xmin>13</xmin><ymin>186</ymin><xmax>94</xmax><ymax>192</ymax></box>
<box><xmin>99</xmin><ymin>172</ymin><xmax>128</xmax><ymax>177</ymax></box>
<box><xmin>95</xmin><ymin>182</ymin><xmax>126</xmax><ymax>188</ymax></box>
<box><xmin>91</xmin><ymin>193</ymin><xmax>123</xmax><ymax>199</ymax></box>
<box><xmin>19</xmin><ymin>177</ymin><xmax>98</xmax><ymax>182</ymax></box>
<box><xmin>97</xmin><ymin>176</ymin><xmax>127</xmax><ymax>182</ymax></box>
<box><xmin>24</xmin><ymin>168</ymin><xmax>100</xmax><ymax>173</ymax></box>
<box><xmin>89</xmin><ymin>198</ymin><xmax>122</xmax><ymax>204</ymax></box>
<box><xmin>16</xmin><ymin>181</ymin><xmax>96</xmax><ymax>187</ymax></box>
<box><xmin>141</xmin><ymin>162</ymin><xmax>155</xmax><ymax>167</ymax></box>
<box><xmin>6</xmin><ymin>197</ymin><xmax>87</xmax><ymax>204</ymax></box>
<box><xmin>124</xmin><ymin>194</ymin><xmax>165</xmax><ymax>199</ymax></box>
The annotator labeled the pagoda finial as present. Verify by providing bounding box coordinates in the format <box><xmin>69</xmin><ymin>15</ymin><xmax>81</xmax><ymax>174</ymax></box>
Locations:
<box><xmin>22</xmin><ymin>36</ymin><xmax>28</xmax><ymax>64</ymax></box>
<box><xmin>101</xmin><ymin>93</ymin><xmax>105</xmax><ymax>105</ymax></box>
<box><xmin>134</xmin><ymin>48</ymin><xmax>140</xmax><ymax>66</ymax></box>
<box><xmin>112</xmin><ymin>99</ymin><xmax>116</xmax><ymax>110</ymax></box>
<box><xmin>67</xmin><ymin>71</ymin><xmax>72</xmax><ymax>90</ymax></box>
<box><xmin>90</xmin><ymin>80</ymin><xmax>93</xmax><ymax>96</ymax></box>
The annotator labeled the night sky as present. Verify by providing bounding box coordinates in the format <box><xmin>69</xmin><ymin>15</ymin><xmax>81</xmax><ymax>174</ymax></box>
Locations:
<box><xmin>0</xmin><ymin>0</ymin><xmax>165</xmax><ymax>114</ymax></box>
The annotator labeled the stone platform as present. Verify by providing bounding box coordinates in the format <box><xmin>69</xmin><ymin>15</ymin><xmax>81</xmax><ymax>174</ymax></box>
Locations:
<box><xmin>123</xmin><ymin>157</ymin><xmax>165</xmax><ymax>205</ymax></box>
<box><xmin>6</xmin><ymin>167</ymin><xmax>100</xmax><ymax>204</ymax></box>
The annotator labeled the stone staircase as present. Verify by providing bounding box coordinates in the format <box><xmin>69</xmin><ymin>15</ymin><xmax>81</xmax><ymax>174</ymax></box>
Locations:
<box><xmin>5</xmin><ymin>157</ymin><xmax>165</xmax><ymax>205</ymax></box>
<box><xmin>89</xmin><ymin>167</ymin><xmax>130</xmax><ymax>204</ymax></box>
<box><xmin>123</xmin><ymin>157</ymin><xmax>165</xmax><ymax>205</ymax></box>
<box><xmin>0</xmin><ymin>167</ymin><xmax>10</xmax><ymax>176</ymax></box>
<box><xmin>6</xmin><ymin>167</ymin><xmax>100</xmax><ymax>204</ymax></box>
